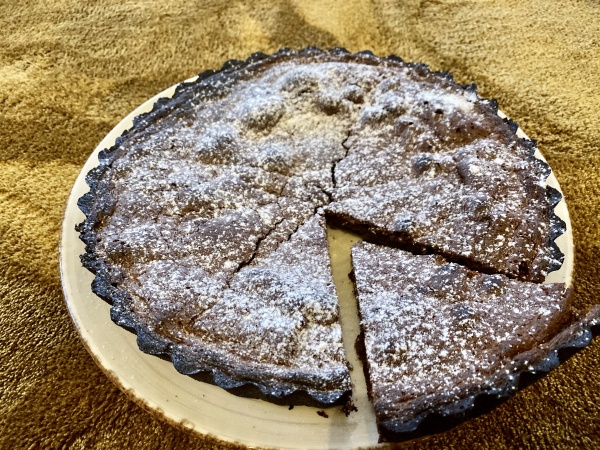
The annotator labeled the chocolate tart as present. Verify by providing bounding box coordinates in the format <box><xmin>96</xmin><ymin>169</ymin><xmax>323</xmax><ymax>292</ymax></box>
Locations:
<box><xmin>77</xmin><ymin>48</ymin><xmax>575</xmax><ymax>417</ymax></box>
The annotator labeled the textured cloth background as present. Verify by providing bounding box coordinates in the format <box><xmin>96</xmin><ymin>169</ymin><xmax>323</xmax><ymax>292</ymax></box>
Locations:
<box><xmin>1</xmin><ymin>1</ymin><xmax>599</xmax><ymax>448</ymax></box>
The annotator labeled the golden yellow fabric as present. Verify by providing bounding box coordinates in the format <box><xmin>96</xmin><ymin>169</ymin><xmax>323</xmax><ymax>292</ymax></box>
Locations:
<box><xmin>1</xmin><ymin>1</ymin><xmax>599</xmax><ymax>448</ymax></box>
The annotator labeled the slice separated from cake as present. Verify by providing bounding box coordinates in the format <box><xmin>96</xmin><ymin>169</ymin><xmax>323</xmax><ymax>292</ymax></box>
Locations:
<box><xmin>351</xmin><ymin>241</ymin><xmax>570</xmax><ymax>441</ymax></box>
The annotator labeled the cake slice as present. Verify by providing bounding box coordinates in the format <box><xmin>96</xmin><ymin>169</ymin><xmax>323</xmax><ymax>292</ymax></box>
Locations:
<box><xmin>351</xmin><ymin>242</ymin><xmax>570</xmax><ymax>441</ymax></box>
<box><xmin>189</xmin><ymin>213</ymin><xmax>351</xmax><ymax>405</ymax></box>
<box><xmin>326</xmin><ymin>136</ymin><xmax>564</xmax><ymax>283</ymax></box>
<box><xmin>322</xmin><ymin>62</ymin><xmax>564</xmax><ymax>283</ymax></box>
<box><xmin>113</xmin><ymin>213</ymin><xmax>351</xmax><ymax>406</ymax></box>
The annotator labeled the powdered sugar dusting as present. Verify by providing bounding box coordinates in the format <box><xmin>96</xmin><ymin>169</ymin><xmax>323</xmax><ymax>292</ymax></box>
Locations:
<box><xmin>87</xmin><ymin>52</ymin><xmax>560</xmax><ymax>399</ymax></box>
<box><xmin>327</xmin><ymin>138</ymin><xmax>552</xmax><ymax>280</ymax></box>
<box><xmin>351</xmin><ymin>242</ymin><xmax>568</xmax><ymax>423</ymax></box>
<box><xmin>189</xmin><ymin>215</ymin><xmax>349</xmax><ymax>388</ymax></box>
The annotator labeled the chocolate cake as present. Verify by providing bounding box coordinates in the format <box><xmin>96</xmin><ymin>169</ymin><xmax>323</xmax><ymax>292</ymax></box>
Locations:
<box><xmin>351</xmin><ymin>242</ymin><xmax>571</xmax><ymax>441</ymax></box>
<box><xmin>77</xmin><ymin>48</ymin><xmax>578</xmax><ymax>426</ymax></box>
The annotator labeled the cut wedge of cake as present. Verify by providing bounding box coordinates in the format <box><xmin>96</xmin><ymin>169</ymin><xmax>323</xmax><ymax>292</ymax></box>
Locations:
<box><xmin>351</xmin><ymin>241</ymin><xmax>570</xmax><ymax>441</ymax></box>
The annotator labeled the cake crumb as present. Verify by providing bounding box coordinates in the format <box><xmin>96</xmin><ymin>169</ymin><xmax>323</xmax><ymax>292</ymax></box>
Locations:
<box><xmin>340</xmin><ymin>402</ymin><xmax>358</xmax><ymax>417</ymax></box>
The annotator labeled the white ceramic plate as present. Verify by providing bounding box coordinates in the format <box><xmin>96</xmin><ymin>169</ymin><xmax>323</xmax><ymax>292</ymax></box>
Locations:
<box><xmin>59</xmin><ymin>77</ymin><xmax>574</xmax><ymax>450</ymax></box>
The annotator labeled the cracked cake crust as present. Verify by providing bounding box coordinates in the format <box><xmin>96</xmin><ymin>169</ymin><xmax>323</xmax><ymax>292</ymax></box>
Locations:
<box><xmin>77</xmin><ymin>47</ymin><xmax>568</xmax><ymax>409</ymax></box>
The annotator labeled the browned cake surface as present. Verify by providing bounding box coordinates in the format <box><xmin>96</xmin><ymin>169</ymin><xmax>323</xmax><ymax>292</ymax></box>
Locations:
<box><xmin>351</xmin><ymin>241</ymin><xmax>571</xmax><ymax>441</ymax></box>
<box><xmin>123</xmin><ymin>214</ymin><xmax>351</xmax><ymax>403</ymax></box>
<box><xmin>327</xmin><ymin>136</ymin><xmax>561</xmax><ymax>282</ymax></box>
<box><xmin>325</xmin><ymin>71</ymin><xmax>561</xmax><ymax>282</ymax></box>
